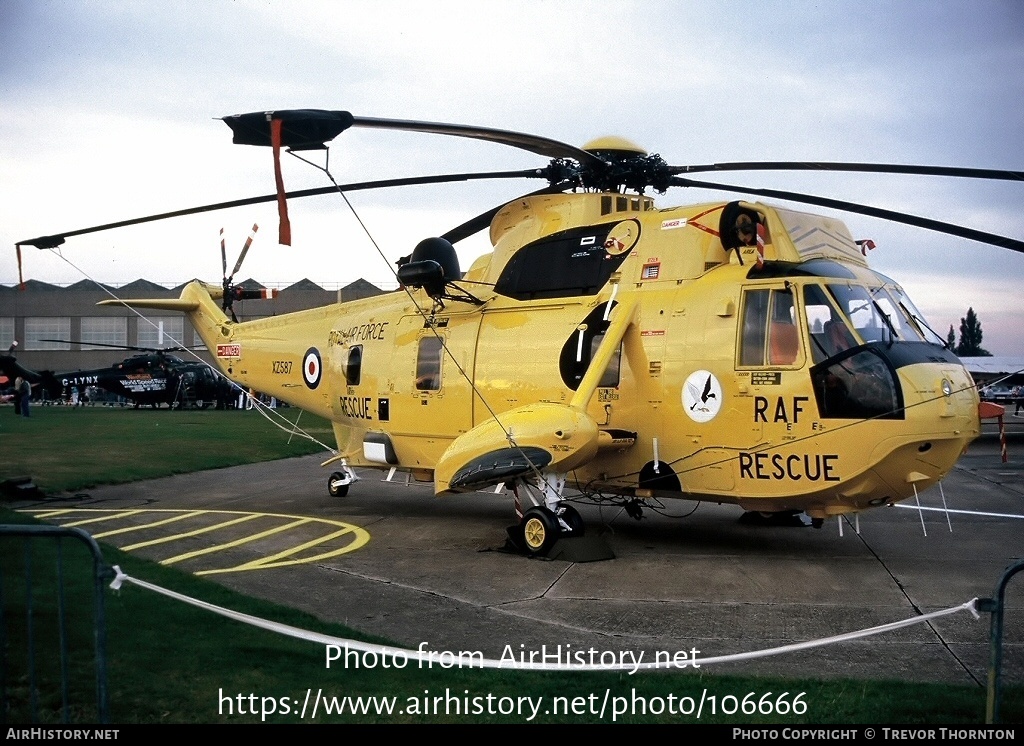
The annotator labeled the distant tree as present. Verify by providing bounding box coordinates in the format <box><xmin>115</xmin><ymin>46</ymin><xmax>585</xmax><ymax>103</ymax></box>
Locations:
<box><xmin>946</xmin><ymin>325</ymin><xmax>956</xmax><ymax>350</ymax></box>
<box><xmin>955</xmin><ymin>307</ymin><xmax>991</xmax><ymax>357</ymax></box>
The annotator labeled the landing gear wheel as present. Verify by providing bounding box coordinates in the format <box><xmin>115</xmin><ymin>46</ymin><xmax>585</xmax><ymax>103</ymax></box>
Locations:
<box><xmin>521</xmin><ymin>507</ymin><xmax>559</xmax><ymax>555</ymax></box>
<box><xmin>327</xmin><ymin>472</ymin><xmax>349</xmax><ymax>498</ymax></box>
<box><xmin>558</xmin><ymin>504</ymin><xmax>585</xmax><ymax>536</ymax></box>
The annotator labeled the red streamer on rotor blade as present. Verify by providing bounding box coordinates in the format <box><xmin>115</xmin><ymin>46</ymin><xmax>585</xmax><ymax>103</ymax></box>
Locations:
<box><xmin>270</xmin><ymin>118</ymin><xmax>292</xmax><ymax>246</ymax></box>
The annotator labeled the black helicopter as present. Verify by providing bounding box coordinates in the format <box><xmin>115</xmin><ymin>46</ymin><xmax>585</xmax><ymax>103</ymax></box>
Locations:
<box><xmin>3</xmin><ymin>340</ymin><xmax>229</xmax><ymax>409</ymax></box>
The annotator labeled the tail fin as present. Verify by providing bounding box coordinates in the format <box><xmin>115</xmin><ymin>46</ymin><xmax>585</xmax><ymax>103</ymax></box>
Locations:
<box><xmin>97</xmin><ymin>281</ymin><xmax>231</xmax><ymax>352</ymax></box>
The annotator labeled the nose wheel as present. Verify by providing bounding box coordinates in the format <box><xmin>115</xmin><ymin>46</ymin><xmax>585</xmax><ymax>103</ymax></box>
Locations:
<box><xmin>327</xmin><ymin>472</ymin><xmax>350</xmax><ymax>497</ymax></box>
<box><xmin>327</xmin><ymin>465</ymin><xmax>357</xmax><ymax>497</ymax></box>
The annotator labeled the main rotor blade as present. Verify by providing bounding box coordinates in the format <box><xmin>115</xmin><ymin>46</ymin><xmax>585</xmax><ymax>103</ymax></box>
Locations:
<box><xmin>18</xmin><ymin>169</ymin><xmax>546</xmax><ymax>249</ymax></box>
<box><xmin>671</xmin><ymin>161</ymin><xmax>1024</xmax><ymax>182</ymax></box>
<box><xmin>669</xmin><ymin>176</ymin><xmax>1024</xmax><ymax>254</ymax></box>
<box><xmin>224</xmin><ymin>109</ymin><xmax>603</xmax><ymax>166</ymax></box>
<box><xmin>349</xmin><ymin>116</ymin><xmax>605</xmax><ymax>168</ymax></box>
<box><xmin>441</xmin><ymin>180</ymin><xmax>576</xmax><ymax>244</ymax></box>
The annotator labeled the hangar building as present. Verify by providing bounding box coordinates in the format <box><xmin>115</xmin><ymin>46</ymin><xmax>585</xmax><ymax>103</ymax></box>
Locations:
<box><xmin>0</xmin><ymin>278</ymin><xmax>384</xmax><ymax>374</ymax></box>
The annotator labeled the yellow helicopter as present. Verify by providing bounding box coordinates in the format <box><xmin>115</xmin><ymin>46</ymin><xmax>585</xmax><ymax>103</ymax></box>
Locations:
<box><xmin>19</xmin><ymin>110</ymin><xmax>1020</xmax><ymax>555</ymax></box>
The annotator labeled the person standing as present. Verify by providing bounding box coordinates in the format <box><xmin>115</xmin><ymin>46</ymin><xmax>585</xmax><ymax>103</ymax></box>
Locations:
<box><xmin>18</xmin><ymin>376</ymin><xmax>31</xmax><ymax>417</ymax></box>
<box><xmin>12</xmin><ymin>376</ymin><xmax>23</xmax><ymax>415</ymax></box>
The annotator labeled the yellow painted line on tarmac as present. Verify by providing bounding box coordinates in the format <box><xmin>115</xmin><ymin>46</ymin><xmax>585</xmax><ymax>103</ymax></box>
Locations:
<box><xmin>18</xmin><ymin>507</ymin><xmax>372</xmax><ymax>572</ymax></box>
<box><xmin>60</xmin><ymin>509</ymin><xmax>146</xmax><ymax>527</ymax></box>
<box><xmin>92</xmin><ymin>510</ymin><xmax>208</xmax><ymax>539</ymax></box>
<box><xmin>200</xmin><ymin>524</ymin><xmax>370</xmax><ymax>575</ymax></box>
<box><xmin>120</xmin><ymin>513</ymin><xmax>264</xmax><ymax>551</ymax></box>
<box><xmin>160</xmin><ymin>518</ymin><xmax>314</xmax><ymax>566</ymax></box>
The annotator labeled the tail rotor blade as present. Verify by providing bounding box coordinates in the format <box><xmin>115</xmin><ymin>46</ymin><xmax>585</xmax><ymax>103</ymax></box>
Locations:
<box><xmin>230</xmin><ymin>223</ymin><xmax>259</xmax><ymax>280</ymax></box>
<box><xmin>220</xmin><ymin>228</ymin><xmax>228</xmax><ymax>279</ymax></box>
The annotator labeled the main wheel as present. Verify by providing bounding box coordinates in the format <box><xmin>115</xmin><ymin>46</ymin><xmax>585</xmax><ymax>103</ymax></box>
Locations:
<box><xmin>521</xmin><ymin>507</ymin><xmax>559</xmax><ymax>555</ymax></box>
<box><xmin>327</xmin><ymin>472</ymin><xmax>349</xmax><ymax>497</ymax></box>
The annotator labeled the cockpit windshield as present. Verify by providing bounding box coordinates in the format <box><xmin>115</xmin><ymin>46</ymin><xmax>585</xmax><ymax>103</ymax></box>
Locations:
<box><xmin>806</xmin><ymin>282</ymin><xmax>947</xmax><ymax>361</ymax></box>
<box><xmin>823</xmin><ymin>282</ymin><xmax>948</xmax><ymax>349</ymax></box>
<box><xmin>888</xmin><ymin>286</ymin><xmax>947</xmax><ymax>345</ymax></box>
<box><xmin>826</xmin><ymin>284</ymin><xmax>900</xmax><ymax>345</ymax></box>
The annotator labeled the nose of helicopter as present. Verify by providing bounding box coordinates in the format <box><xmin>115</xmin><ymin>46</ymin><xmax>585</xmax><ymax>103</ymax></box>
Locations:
<box><xmin>865</xmin><ymin>363</ymin><xmax>981</xmax><ymax>501</ymax></box>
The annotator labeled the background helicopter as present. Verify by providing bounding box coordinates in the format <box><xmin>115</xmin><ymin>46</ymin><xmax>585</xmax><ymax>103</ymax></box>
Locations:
<box><xmin>3</xmin><ymin>339</ymin><xmax>228</xmax><ymax>409</ymax></box>
<box><xmin>15</xmin><ymin>110</ymin><xmax>1021</xmax><ymax>555</ymax></box>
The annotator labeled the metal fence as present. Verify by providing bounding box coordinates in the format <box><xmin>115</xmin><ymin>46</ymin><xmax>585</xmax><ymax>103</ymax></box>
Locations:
<box><xmin>0</xmin><ymin>525</ymin><xmax>113</xmax><ymax>724</ymax></box>
<box><xmin>979</xmin><ymin>559</ymin><xmax>1024</xmax><ymax>724</ymax></box>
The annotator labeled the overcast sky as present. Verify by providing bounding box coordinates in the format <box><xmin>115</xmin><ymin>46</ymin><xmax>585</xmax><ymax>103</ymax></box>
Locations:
<box><xmin>2</xmin><ymin>0</ymin><xmax>1023</xmax><ymax>355</ymax></box>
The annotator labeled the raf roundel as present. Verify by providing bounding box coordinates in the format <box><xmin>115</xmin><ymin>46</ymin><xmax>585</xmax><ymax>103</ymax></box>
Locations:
<box><xmin>302</xmin><ymin>347</ymin><xmax>322</xmax><ymax>389</ymax></box>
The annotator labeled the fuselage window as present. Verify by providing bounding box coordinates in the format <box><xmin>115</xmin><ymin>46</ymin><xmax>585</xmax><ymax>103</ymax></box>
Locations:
<box><xmin>344</xmin><ymin>345</ymin><xmax>362</xmax><ymax>386</ymax></box>
<box><xmin>589</xmin><ymin>334</ymin><xmax>622</xmax><ymax>388</ymax></box>
<box><xmin>415</xmin><ymin>336</ymin><xmax>443</xmax><ymax>391</ymax></box>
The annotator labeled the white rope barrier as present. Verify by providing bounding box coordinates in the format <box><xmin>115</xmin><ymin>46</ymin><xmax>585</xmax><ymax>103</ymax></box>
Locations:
<box><xmin>110</xmin><ymin>565</ymin><xmax>980</xmax><ymax>673</ymax></box>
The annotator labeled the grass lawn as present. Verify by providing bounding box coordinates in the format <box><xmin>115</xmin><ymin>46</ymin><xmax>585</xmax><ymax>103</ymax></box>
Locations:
<box><xmin>0</xmin><ymin>405</ymin><xmax>332</xmax><ymax>493</ymax></box>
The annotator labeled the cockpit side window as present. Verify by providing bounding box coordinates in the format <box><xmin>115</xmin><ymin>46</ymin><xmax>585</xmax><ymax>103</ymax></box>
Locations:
<box><xmin>740</xmin><ymin>289</ymin><xmax>770</xmax><ymax>366</ymax></box>
<box><xmin>804</xmin><ymin>285</ymin><xmax>857</xmax><ymax>364</ymax></box>
<box><xmin>739</xmin><ymin>287</ymin><xmax>800</xmax><ymax>367</ymax></box>
<box><xmin>768</xmin><ymin>291</ymin><xmax>799</xmax><ymax>365</ymax></box>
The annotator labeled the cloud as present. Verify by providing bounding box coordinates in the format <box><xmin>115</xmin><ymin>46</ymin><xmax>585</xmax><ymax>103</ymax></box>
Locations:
<box><xmin>2</xmin><ymin>0</ymin><xmax>1022</xmax><ymax>353</ymax></box>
